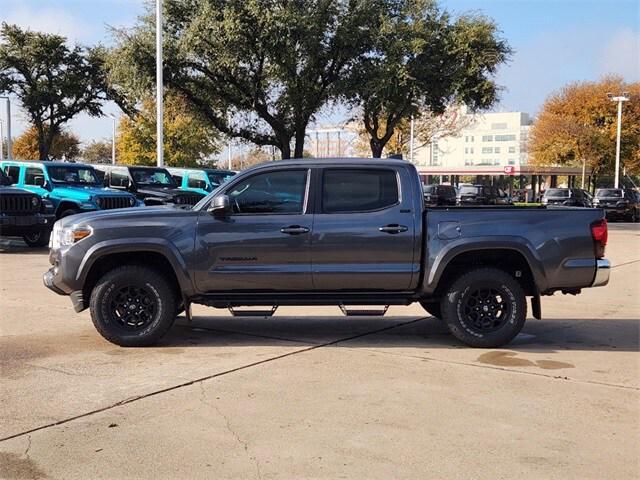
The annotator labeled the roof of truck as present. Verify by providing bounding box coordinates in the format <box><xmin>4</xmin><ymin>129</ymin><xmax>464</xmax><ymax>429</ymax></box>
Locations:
<box><xmin>249</xmin><ymin>157</ymin><xmax>412</xmax><ymax>170</ymax></box>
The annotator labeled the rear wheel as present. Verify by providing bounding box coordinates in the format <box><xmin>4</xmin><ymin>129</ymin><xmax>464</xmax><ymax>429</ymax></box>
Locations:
<box><xmin>89</xmin><ymin>265</ymin><xmax>177</xmax><ymax>347</ymax></box>
<box><xmin>22</xmin><ymin>229</ymin><xmax>50</xmax><ymax>247</ymax></box>
<box><xmin>440</xmin><ymin>267</ymin><xmax>527</xmax><ymax>348</ymax></box>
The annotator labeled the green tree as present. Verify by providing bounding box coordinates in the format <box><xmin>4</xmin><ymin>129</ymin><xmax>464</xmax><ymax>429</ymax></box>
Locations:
<box><xmin>116</xmin><ymin>92</ymin><xmax>221</xmax><ymax>166</ymax></box>
<box><xmin>82</xmin><ymin>140</ymin><xmax>113</xmax><ymax>164</ymax></box>
<box><xmin>530</xmin><ymin>77</ymin><xmax>640</xmax><ymax>182</ymax></box>
<box><xmin>13</xmin><ymin>126</ymin><xmax>81</xmax><ymax>161</ymax></box>
<box><xmin>343</xmin><ymin>0</ymin><xmax>511</xmax><ymax>157</ymax></box>
<box><xmin>107</xmin><ymin>0</ymin><xmax>376</xmax><ymax>159</ymax></box>
<box><xmin>0</xmin><ymin>23</ymin><xmax>116</xmax><ymax>160</ymax></box>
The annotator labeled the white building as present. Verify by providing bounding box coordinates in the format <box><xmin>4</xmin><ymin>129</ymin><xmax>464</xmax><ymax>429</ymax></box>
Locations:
<box><xmin>413</xmin><ymin>110</ymin><xmax>533</xmax><ymax>168</ymax></box>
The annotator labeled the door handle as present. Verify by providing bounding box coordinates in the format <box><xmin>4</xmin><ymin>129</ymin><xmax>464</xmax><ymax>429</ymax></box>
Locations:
<box><xmin>379</xmin><ymin>224</ymin><xmax>408</xmax><ymax>234</ymax></box>
<box><xmin>280</xmin><ymin>225</ymin><xmax>310</xmax><ymax>235</ymax></box>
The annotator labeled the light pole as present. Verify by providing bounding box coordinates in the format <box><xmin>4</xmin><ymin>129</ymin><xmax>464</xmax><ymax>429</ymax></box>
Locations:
<box><xmin>0</xmin><ymin>96</ymin><xmax>12</xmax><ymax>160</ymax></box>
<box><xmin>108</xmin><ymin>114</ymin><xmax>117</xmax><ymax>164</ymax></box>
<box><xmin>607</xmin><ymin>92</ymin><xmax>630</xmax><ymax>188</ymax></box>
<box><xmin>156</xmin><ymin>0</ymin><xmax>164</xmax><ymax>167</ymax></box>
<box><xmin>0</xmin><ymin>119</ymin><xmax>3</xmax><ymax>162</ymax></box>
<box><xmin>409</xmin><ymin>115</ymin><xmax>415</xmax><ymax>163</ymax></box>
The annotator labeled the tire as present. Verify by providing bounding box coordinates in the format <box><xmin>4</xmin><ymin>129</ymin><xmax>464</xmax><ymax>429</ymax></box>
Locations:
<box><xmin>440</xmin><ymin>267</ymin><xmax>527</xmax><ymax>348</ymax></box>
<box><xmin>419</xmin><ymin>301</ymin><xmax>442</xmax><ymax>319</ymax></box>
<box><xmin>22</xmin><ymin>229</ymin><xmax>51</xmax><ymax>247</ymax></box>
<box><xmin>59</xmin><ymin>208</ymin><xmax>80</xmax><ymax>218</ymax></box>
<box><xmin>89</xmin><ymin>265</ymin><xmax>178</xmax><ymax>347</ymax></box>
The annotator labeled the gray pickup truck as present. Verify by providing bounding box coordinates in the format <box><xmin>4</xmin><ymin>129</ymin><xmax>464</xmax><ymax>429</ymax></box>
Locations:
<box><xmin>43</xmin><ymin>158</ymin><xmax>610</xmax><ymax>348</ymax></box>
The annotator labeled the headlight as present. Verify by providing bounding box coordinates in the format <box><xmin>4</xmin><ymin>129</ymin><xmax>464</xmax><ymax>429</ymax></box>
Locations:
<box><xmin>174</xmin><ymin>196</ymin><xmax>182</xmax><ymax>204</ymax></box>
<box><xmin>50</xmin><ymin>223</ymin><xmax>92</xmax><ymax>249</ymax></box>
<box><xmin>129</xmin><ymin>197</ymin><xmax>136</xmax><ymax>206</ymax></box>
<box><xmin>31</xmin><ymin>196</ymin><xmax>39</xmax><ymax>207</ymax></box>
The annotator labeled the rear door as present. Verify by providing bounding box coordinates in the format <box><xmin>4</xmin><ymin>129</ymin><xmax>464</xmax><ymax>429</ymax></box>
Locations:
<box><xmin>310</xmin><ymin>166</ymin><xmax>418</xmax><ymax>291</ymax></box>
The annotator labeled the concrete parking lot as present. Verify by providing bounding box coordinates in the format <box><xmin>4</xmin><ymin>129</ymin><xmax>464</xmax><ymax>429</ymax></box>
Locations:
<box><xmin>0</xmin><ymin>224</ymin><xmax>639</xmax><ymax>479</ymax></box>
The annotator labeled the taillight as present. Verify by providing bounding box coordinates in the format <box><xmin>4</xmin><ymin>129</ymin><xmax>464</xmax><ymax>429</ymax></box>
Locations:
<box><xmin>590</xmin><ymin>218</ymin><xmax>608</xmax><ymax>258</ymax></box>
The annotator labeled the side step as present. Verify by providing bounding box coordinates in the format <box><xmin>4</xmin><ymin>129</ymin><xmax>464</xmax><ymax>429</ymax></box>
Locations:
<box><xmin>339</xmin><ymin>304</ymin><xmax>389</xmax><ymax>316</ymax></box>
<box><xmin>229</xmin><ymin>306</ymin><xmax>278</xmax><ymax>317</ymax></box>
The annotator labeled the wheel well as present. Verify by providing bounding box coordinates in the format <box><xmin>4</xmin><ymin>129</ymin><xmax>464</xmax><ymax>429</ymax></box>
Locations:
<box><xmin>435</xmin><ymin>249</ymin><xmax>537</xmax><ymax>297</ymax></box>
<box><xmin>83</xmin><ymin>251</ymin><xmax>181</xmax><ymax>302</ymax></box>
<box><xmin>56</xmin><ymin>201</ymin><xmax>80</xmax><ymax>218</ymax></box>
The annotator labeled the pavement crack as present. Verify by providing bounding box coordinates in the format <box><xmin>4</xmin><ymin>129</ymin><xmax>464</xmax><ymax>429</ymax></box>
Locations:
<box><xmin>0</xmin><ymin>317</ymin><xmax>425</xmax><ymax>444</ymax></box>
<box><xmin>23</xmin><ymin>435</ymin><xmax>31</xmax><ymax>458</ymax></box>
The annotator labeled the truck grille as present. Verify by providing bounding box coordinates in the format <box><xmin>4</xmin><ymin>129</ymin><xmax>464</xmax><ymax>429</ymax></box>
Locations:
<box><xmin>177</xmin><ymin>194</ymin><xmax>203</xmax><ymax>206</ymax></box>
<box><xmin>97</xmin><ymin>196</ymin><xmax>132</xmax><ymax>210</ymax></box>
<box><xmin>0</xmin><ymin>195</ymin><xmax>39</xmax><ymax>215</ymax></box>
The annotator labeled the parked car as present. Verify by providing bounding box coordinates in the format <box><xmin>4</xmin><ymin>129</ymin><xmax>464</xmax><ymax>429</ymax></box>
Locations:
<box><xmin>166</xmin><ymin>167</ymin><xmax>236</xmax><ymax>196</ymax></box>
<box><xmin>0</xmin><ymin>168</ymin><xmax>56</xmax><ymax>246</ymax></box>
<box><xmin>456</xmin><ymin>184</ymin><xmax>509</xmax><ymax>205</ymax></box>
<box><xmin>44</xmin><ymin>158</ymin><xmax>610</xmax><ymax>349</ymax></box>
<box><xmin>593</xmin><ymin>188</ymin><xmax>639</xmax><ymax>222</ymax></box>
<box><xmin>0</xmin><ymin>161</ymin><xmax>138</xmax><ymax>219</ymax></box>
<box><xmin>94</xmin><ymin>165</ymin><xmax>205</xmax><ymax>207</ymax></box>
<box><xmin>541</xmin><ymin>188</ymin><xmax>592</xmax><ymax>207</ymax></box>
<box><xmin>423</xmin><ymin>184</ymin><xmax>456</xmax><ymax>206</ymax></box>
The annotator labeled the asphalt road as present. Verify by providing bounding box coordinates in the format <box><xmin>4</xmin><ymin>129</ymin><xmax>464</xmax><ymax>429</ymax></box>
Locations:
<box><xmin>1</xmin><ymin>224</ymin><xmax>639</xmax><ymax>479</ymax></box>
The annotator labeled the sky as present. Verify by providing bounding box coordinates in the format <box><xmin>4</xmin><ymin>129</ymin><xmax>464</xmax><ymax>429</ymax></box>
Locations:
<box><xmin>0</xmin><ymin>0</ymin><xmax>639</xmax><ymax>148</ymax></box>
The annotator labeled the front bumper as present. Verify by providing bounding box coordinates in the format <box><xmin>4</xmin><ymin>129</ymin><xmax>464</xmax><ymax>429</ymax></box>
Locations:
<box><xmin>591</xmin><ymin>259</ymin><xmax>611</xmax><ymax>287</ymax></box>
<box><xmin>0</xmin><ymin>212</ymin><xmax>55</xmax><ymax>231</ymax></box>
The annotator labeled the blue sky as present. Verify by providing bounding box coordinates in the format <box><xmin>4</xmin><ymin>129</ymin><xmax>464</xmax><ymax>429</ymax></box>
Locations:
<box><xmin>1</xmin><ymin>0</ymin><xmax>639</xmax><ymax>145</ymax></box>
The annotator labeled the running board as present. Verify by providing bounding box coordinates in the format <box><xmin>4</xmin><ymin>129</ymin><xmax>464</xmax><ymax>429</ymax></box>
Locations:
<box><xmin>228</xmin><ymin>306</ymin><xmax>278</xmax><ymax>317</ymax></box>
<box><xmin>339</xmin><ymin>304</ymin><xmax>389</xmax><ymax>316</ymax></box>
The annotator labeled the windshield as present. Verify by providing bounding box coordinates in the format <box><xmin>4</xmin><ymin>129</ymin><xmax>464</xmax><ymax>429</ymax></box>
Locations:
<box><xmin>459</xmin><ymin>186</ymin><xmax>480</xmax><ymax>195</ymax></box>
<box><xmin>596</xmin><ymin>189</ymin><xmax>623</xmax><ymax>198</ymax></box>
<box><xmin>130</xmin><ymin>168</ymin><xmax>176</xmax><ymax>187</ymax></box>
<box><xmin>423</xmin><ymin>185</ymin><xmax>435</xmax><ymax>194</ymax></box>
<box><xmin>47</xmin><ymin>166</ymin><xmax>100</xmax><ymax>185</ymax></box>
<box><xmin>545</xmin><ymin>189</ymin><xmax>569</xmax><ymax>198</ymax></box>
<box><xmin>206</xmin><ymin>170</ymin><xmax>236</xmax><ymax>188</ymax></box>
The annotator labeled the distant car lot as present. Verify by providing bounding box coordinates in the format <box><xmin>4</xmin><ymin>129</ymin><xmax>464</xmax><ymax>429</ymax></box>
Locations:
<box><xmin>0</xmin><ymin>223</ymin><xmax>638</xmax><ymax>479</ymax></box>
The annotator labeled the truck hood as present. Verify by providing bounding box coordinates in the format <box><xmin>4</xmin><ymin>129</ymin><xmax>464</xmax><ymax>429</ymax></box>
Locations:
<box><xmin>0</xmin><ymin>185</ymin><xmax>38</xmax><ymax>196</ymax></box>
<box><xmin>51</xmin><ymin>185</ymin><xmax>133</xmax><ymax>200</ymax></box>
<box><xmin>134</xmin><ymin>186</ymin><xmax>184</xmax><ymax>199</ymax></box>
<box><xmin>58</xmin><ymin>205</ymin><xmax>180</xmax><ymax>228</ymax></box>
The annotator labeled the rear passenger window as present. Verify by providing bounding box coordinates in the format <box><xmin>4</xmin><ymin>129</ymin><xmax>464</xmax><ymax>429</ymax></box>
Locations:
<box><xmin>110</xmin><ymin>169</ymin><xmax>130</xmax><ymax>187</ymax></box>
<box><xmin>322</xmin><ymin>169</ymin><xmax>398</xmax><ymax>213</ymax></box>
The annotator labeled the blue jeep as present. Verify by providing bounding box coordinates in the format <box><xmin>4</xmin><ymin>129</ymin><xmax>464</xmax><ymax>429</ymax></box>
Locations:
<box><xmin>0</xmin><ymin>161</ymin><xmax>139</xmax><ymax>219</ymax></box>
<box><xmin>166</xmin><ymin>167</ymin><xmax>236</xmax><ymax>196</ymax></box>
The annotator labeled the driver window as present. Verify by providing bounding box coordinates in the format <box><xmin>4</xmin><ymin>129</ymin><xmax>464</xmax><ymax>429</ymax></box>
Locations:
<box><xmin>110</xmin><ymin>169</ymin><xmax>129</xmax><ymax>188</ymax></box>
<box><xmin>187</xmin><ymin>171</ymin><xmax>207</xmax><ymax>189</ymax></box>
<box><xmin>226</xmin><ymin>170</ymin><xmax>308</xmax><ymax>214</ymax></box>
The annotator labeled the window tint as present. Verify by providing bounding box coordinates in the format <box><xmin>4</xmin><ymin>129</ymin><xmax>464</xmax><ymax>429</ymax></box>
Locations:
<box><xmin>3</xmin><ymin>165</ymin><xmax>20</xmax><ymax>183</ymax></box>
<box><xmin>110</xmin><ymin>169</ymin><xmax>130</xmax><ymax>188</ymax></box>
<box><xmin>227</xmin><ymin>170</ymin><xmax>307</xmax><ymax>214</ymax></box>
<box><xmin>322</xmin><ymin>169</ymin><xmax>398</xmax><ymax>213</ymax></box>
<box><xmin>187</xmin><ymin>171</ymin><xmax>207</xmax><ymax>188</ymax></box>
<box><xmin>24</xmin><ymin>167</ymin><xmax>45</xmax><ymax>186</ymax></box>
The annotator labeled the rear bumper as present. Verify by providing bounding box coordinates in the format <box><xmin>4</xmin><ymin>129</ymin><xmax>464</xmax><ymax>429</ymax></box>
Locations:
<box><xmin>591</xmin><ymin>259</ymin><xmax>611</xmax><ymax>287</ymax></box>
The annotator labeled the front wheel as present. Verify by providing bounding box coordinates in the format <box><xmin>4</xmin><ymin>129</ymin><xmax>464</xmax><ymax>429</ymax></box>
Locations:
<box><xmin>22</xmin><ymin>229</ymin><xmax>51</xmax><ymax>247</ymax></box>
<box><xmin>441</xmin><ymin>267</ymin><xmax>527</xmax><ymax>348</ymax></box>
<box><xmin>89</xmin><ymin>265</ymin><xmax>178</xmax><ymax>347</ymax></box>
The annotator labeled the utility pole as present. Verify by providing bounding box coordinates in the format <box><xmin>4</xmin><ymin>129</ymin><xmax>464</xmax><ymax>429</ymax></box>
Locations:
<box><xmin>108</xmin><ymin>114</ymin><xmax>117</xmax><ymax>164</ymax></box>
<box><xmin>607</xmin><ymin>92</ymin><xmax>630</xmax><ymax>188</ymax></box>
<box><xmin>227</xmin><ymin>112</ymin><xmax>232</xmax><ymax>169</ymax></box>
<box><xmin>0</xmin><ymin>96</ymin><xmax>12</xmax><ymax>160</ymax></box>
<box><xmin>156</xmin><ymin>0</ymin><xmax>164</xmax><ymax>167</ymax></box>
<box><xmin>409</xmin><ymin>116</ymin><xmax>415</xmax><ymax>163</ymax></box>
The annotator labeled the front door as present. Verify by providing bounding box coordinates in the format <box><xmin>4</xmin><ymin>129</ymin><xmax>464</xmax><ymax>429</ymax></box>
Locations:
<box><xmin>194</xmin><ymin>168</ymin><xmax>313</xmax><ymax>292</ymax></box>
<box><xmin>311</xmin><ymin>167</ymin><xmax>418</xmax><ymax>291</ymax></box>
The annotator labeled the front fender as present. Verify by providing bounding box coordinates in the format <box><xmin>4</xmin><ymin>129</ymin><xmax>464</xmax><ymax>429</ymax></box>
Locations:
<box><xmin>423</xmin><ymin>236</ymin><xmax>547</xmax><ymax>294</ymax></box>
<box><xmin>76</xmin><ymin>238</ymin><xmax>194</xmax><ymax>295</ymax></box>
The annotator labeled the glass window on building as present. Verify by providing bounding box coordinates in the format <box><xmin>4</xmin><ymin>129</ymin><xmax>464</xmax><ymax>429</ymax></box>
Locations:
<box><xmin>491</xmin><ymin>123</ymin><xmax>508</xmax><ymax>130</ymax></box>
<box><xmin>508</xmin><ymin>146</ymin><xmax>516</xmax><ymax>153</ymax></box>
<box><xmin>508</xmin><ymin>159</ymin><xmax>516</xmax><ymax>165</ymax></box>
<box><xmin>494</xmin><ymin>147</ymin><xmax>500</xmax><ymax>153</ymax></box>
<box><xmin>495</xmin><ymin>134</ymin><xmax>517</xmax><ymax>141</ymax></box>
<box><xmin>465</xmin><ymin>159</ymin><xmax>473</xmax><ymax>166</ymax></box>
<box><xmin>482</xmin><ymin>147</ymin><xmax>493</xmax><ymax>154</ymax></box>
<box><xmin>494</xmin><ymin>159</ymin><xmax>500</xmax><ymax>165</ymax></box>
<box><xmin>482</xmin><ymin>135</ymin><xmax>493</xmax><ymax>142</ymax></box>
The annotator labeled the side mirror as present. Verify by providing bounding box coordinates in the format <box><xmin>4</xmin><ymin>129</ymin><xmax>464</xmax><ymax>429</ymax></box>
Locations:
<box><xmin>33</xmin><ymin>176</ymin><xmax>45</xmax><ymax>187</ymax></box>
<box><xmin>207</xmin><ymin>195</ymin><xmax>230</xmax><ymax>216</ymax></box>
<box><xmin>195</xmin><ymin>179</ymin><xmax>207</xmax><ymax>190</ymax></box>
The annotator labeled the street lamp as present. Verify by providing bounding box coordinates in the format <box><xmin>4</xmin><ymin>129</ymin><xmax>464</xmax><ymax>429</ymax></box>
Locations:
<box><xmin>607</xmin><ymin>92</ymin><xmax>630</xmax><ymax>188</ymax></box>
<box><xmin>156</xmin><ymin>0</ymin><xmax>164</xmax><ymax>167</ymax></box>
<box><xmin>0</xmin><ymin>96</ymin><xmax>12</xmax><ymax>160</ymax></box>
<box><xmin>0</xmin><ymin>119</ymin><xmax>3</xmax><ymax>162</ymax></box>
<box><xmin>108</xmin><ymin>114</ymin><xmax>117</xmax><ymax>164</ymax></box>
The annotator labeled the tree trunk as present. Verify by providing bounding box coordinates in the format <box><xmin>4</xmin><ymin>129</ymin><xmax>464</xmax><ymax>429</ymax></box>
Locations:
<box><xmin>279</xmin><ymin>139</ymin><xmax>291</xmax><ymax>159</ymax></box>
<box><xmin>36</xmin><ymin>124</ymin><xmax>48</xmax><ymax>161</ymax></box>
<box><xmin>293</xmin><ymin>128</ymin><xmax>306</xmax><ymax>158</ymax></box>
<box><xmin>370</xmin><ymin>138</ymin><xmax>384</xmax><ymax>158</ymax></box>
